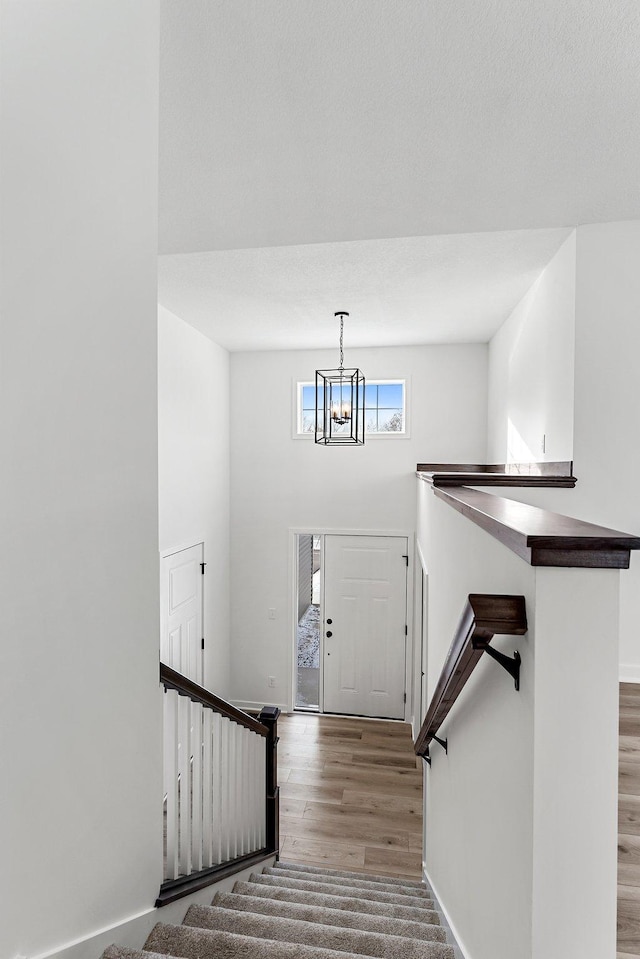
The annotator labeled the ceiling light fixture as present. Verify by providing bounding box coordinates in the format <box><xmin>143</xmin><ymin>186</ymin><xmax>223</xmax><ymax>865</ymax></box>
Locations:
<box><xmin>315</xmin><ymin>312</ymin><xmax>365</xmax><ymax>445</ymax></box>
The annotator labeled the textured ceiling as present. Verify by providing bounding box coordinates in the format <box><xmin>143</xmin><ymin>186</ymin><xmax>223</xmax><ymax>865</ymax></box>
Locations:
<box><xmin>158</xmin><ymin>228</ymin><xmax>572</xmax><ymax>351</ymax></box>
<box><xmin>158</xmin><ymin>0</ymin><xmax>638</xmax><ymax>349</ymax></box>
<box><xmin>160</xmin><ymin>0</ymin><xmax>640</xmax><ymax>255</ymax></box>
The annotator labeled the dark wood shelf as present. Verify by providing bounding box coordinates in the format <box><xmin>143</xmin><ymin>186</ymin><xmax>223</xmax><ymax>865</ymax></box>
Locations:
<box><xmin>416</xmin><ymin>460</ymin><xmax>577</xmax><ymax>488</ymax></box>
<box><xmin>433</xmin><ymin>486</ymin><xmax>640</xmax><ymax>569</ymax></box>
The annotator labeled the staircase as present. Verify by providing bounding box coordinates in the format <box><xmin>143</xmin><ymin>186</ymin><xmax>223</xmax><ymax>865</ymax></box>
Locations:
<box><xmin>101</xmin><ymin>860</ymin><xmax>455</xmax><ymax>959</ymax></box>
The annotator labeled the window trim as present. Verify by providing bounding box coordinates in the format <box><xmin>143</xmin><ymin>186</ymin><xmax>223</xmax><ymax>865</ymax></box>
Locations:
<box><xmin>292</xmin><ymin>377</ymin><xmax>410</xmax><ymax>440</ymax></box>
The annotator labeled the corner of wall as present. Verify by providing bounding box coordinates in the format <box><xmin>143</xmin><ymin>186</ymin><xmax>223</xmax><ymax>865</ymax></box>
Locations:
<box><xmin>486</xmin><ymin>232</ymin><xmax>576</xmax><ymax>465</ymax></box>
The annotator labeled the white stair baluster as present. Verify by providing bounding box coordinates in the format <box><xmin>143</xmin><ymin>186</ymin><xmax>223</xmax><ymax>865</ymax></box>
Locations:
<box><xmin>244</xmin><ymin>729</ymin><xmax>251</xmax><ymax>853</ymax></box>
<box><xmin>163</xmin><ymin>688</ymin><xmax>179</xmax><ymax>880</ymax></box>
<box><xmin>212</xmin><ymin>711</ymin><xmax>222</xmax><ymax>865</ymax></box>
<box><xmin>234</xmin><ymin>722</ymin><xmax>242</xmax><ymax>858</ymax></box>
<box><xmin>257</xmin><ymin>732</ymin><xmax>265</xmax><ymax>849</ymax></box>
<box><xmin>191</xmin><ymin>700</ymin><xmax>203</xmax><ymax>872</ymax></box>
<box><xmin>259</xmin><ymin>733</ymin><xmax>266</xmax><ymax>848</ymax></box>
<box><xmin>238</xmin><ymin>725</ymin><xmax>246</xmax><ymax>856</ymax></box>
<box><xmin>229</xmin><ymin>722</ymin><xmax>238</xmax><ymax>860</ymax></box>
<box><xmin>238</xmin><ymin>724</ymin><xmax>246</xmax><ymax>855</ymax></box>
<box><xmin>178</xmin><ymin>693</ymin><xmax>192</xmax><ymax>876</ymax></box>
<box><xmin>252</xmin><ymin>734</ymin><xmax>258</xmax><ymax>851</ymax></box>
<box><xmin>220</xmin><ymin>715</ymin><xmax>230</xmax><ymax>862</ymax></box>
<box><xmin>246</xmin><ymin>729</ymin><xmax>254</xmax><ymax>852</ymax></box>
<box><xmin>249</xmin><ymin>732</ymin><xmax>258</xmax><ymax>851</ymax></box>
<box><xmin>202</xmin><ymin>707</ymin><xmax>213</xmax><ymax>868</ymax></box>
<box><xmin>246</xmin><ymin>728</ymin><xmax>252</xmax><ymax>852</ymax></box>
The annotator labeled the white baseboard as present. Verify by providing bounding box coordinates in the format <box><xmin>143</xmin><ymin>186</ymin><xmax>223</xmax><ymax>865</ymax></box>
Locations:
<box><xmin>32</xmin><ymin>857</ymin><xmax>276</xmax><ymax>959</ymax></box>
<box><xmin>424</xmin><ymin>864</ymin><xmax>473</xmax><ymax>959</ymax></box>
<box><xmin>232</xmin><ymin>699</ymin><xmax>290</xmax><ymax>714</ymax></box>
<box><xmin>620</xmin><ymin>664</ymin><xmax>640</xmax><ymax>683</ymax></box>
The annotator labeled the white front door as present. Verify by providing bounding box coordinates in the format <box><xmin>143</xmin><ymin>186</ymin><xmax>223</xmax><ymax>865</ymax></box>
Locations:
<box><xmin>160</xmin><ymin>543</ymin><xmax>203</xmax><ymax>684</ymax></box>
<box><xmin>323</xmin><ymin>534</ymin><xmax>407</xmax><ymax>719</ymax></box>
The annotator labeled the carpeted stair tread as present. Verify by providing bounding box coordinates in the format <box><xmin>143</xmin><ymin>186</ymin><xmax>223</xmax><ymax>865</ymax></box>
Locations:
<box><xmin>264</xmin><ymin>865</ymin><xmax>431</xmax><ymax>899</ymax></box>
<box><xmin>248</xmin><ymin>871</ymin><xmax>435</xmax><ymax>909</ymax></box>
<box><xmin>233</xmin><ymin>880</ymin><xmax>441</xmax><ymax>924</ymax></box>
<box><xmin>144</xmin><ymin>921</ymin><xmax>384</xmax><ymax>959</ymax></box>
<box><xmin>276</xmin><ymin>860</ymin><xmax>426</xmax><ymax>889</ymax></box>
<box><xmin>185</xmin><ymin>903</ymin><xmax>453</xmax><ymax>959</ymax></box>
<box><xmin>212</xmin><ymin>892</ymin><xmax>447</xmax><ymax>943</ymax></box>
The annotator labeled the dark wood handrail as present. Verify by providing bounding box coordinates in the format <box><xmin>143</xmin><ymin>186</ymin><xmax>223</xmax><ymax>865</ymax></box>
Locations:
<box><xmin>159</xmin><ymin>662</ymin><xmax>268</xmax><ymax>737</ymax></box>
<box><xmin>414</xmin><ymin>594</ymin><xmax>527</xmax><ymax>758</ymax></box>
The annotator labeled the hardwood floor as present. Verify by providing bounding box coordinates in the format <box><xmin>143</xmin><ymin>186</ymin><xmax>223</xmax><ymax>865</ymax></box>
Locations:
<box><xmin>277</xmin><ymin>711</ymin><xmax>424</xmax><ymax>880</ymax></box>
<box><xmin>619</xmin><ymin>683</ymin><xmax>640</xmax><ymax>958</ymax></box>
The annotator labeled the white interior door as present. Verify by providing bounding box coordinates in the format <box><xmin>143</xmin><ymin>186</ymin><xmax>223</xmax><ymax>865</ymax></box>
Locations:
<box><xmin>160</xmin><ymin>543</ymin><xmax>203</xmax><ymax>684</ymax></box>
<box><xmin>323</xmin><ymin>534</ymin><xmax>407</xmax><ymax>719</ymax></box>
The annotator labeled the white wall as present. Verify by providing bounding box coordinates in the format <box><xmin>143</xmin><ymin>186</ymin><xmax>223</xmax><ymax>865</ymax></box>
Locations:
<box><xmin>569</xmin><ymin>221</ymin><xmax>640</xmax><ymax>679</ymax></box>
<box><xmin>158</xmin><ymin>306</ymin><xmax>231</xmax><ymax>695</ymax></box>
<box><xmin>0</xmin><ymin>4</ymin><xmax>161</xmax><ymax>958</ymax></box>
<box><xmin>485</xmin><ymin>221</ymin><xmax>640</xmax><ymax>677</ymax></box>
<box><xmin>418</xmin><ymin>484</ymin><xmax>620</xmax><ymax>959</ymax></box>
<box><xmin>229</xmin><ymin>344</ymin><xmax>488</xmax><ymax>710</ymax></box>
<box><xmin>531</xmin><ymin>567</ymin><xmax>619</xmax><ymax>959</ymax></box>
<box><xmin>418</xmin><ymin>485</ymin><xmax>536</xmax><ymax>959</ymax></box>
<box><xmin>487</xmin><ymin>233</ymin><xmax>576</xmax><ymax>464</ymax></box>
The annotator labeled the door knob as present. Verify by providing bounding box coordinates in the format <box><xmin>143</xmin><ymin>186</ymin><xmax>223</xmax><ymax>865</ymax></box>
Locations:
<box><xmin>326</xmin><ymin>630</ymin><xmax>333</xmax><ymax>637</ymax></box>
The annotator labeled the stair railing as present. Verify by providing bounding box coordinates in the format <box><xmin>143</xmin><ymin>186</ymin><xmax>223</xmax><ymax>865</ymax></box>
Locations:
<box><xmin>414</xmin><ymin>594</ymin><xmax>527</xmax><ymax>761</ymax></box>
<box><xmin>157</xmin><ymin>663</ymin><xmax>280</xmax><ymax>906</ymax></box>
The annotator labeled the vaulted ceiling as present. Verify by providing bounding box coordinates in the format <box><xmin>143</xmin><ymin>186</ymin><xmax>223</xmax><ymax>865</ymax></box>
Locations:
<box><xmin>158</xmin><ymin>0</ymin><xmax>640</xmax><ymax>347</ymax></box>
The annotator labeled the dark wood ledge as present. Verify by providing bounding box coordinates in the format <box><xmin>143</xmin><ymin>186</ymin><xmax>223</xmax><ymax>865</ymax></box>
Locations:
<box><xmin>415</xmin><ymin>594</ymin><xmax>528</xmax><ymax>757</ymax></box>
<box><xmin>416</xmin><ymin>460</ymin><xmax>577</xmax><ymax>488</ymax></box>
<box><xmin>434</xmin><ymin>487</ymin><xmax>640</xmax><ymax>569</ymax></box>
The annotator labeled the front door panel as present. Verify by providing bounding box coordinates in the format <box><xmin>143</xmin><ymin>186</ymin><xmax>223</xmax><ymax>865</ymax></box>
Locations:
<box><xmin>323</xmin><ymin>535</ymin><xmax>407</xmax><ymax>719</ymax></box>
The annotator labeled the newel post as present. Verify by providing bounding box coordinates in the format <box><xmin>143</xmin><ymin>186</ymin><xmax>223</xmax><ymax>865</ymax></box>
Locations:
<box><xmin>258</xmin><ymin>705</ymin><xmax>281</xmax><ymax>856</ymax></box>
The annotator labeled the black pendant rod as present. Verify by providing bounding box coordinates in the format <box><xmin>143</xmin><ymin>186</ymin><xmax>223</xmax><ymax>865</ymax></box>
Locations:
<box><xmin>335</xmin><ymin>311</ymin><xmax>348</xmax><ymax>371</ymax></box>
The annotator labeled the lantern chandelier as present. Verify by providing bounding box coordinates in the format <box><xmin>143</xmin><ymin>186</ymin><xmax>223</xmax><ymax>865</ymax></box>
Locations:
<box><xmin>315</xmin><ymin>312</ymin><xmax>365</xmax><ymax>445</ymax></box>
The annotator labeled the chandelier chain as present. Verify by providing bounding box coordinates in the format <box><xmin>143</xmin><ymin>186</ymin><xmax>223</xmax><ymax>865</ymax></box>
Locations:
<box><xmin>339</xmin><ymin>315</ymin><xmax>344</xmax><ymax>370</ymax></box>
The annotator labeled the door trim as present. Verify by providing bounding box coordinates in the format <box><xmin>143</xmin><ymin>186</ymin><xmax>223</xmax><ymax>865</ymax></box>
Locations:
<box><xmin>289</xmin><ymin>528</ymin><xmax>414</xmax><ymax>722</ymax></box>
<box><xmin>291</xmin><ymin>530</ymin><xmax>325</xmax><ymax>713</ymax></box>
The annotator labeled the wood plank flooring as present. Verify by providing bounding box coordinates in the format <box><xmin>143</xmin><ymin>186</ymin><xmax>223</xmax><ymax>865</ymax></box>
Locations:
<box><xmin>619</xmin><ymin>683</ymin><xmax>640</xmax><ymax>958</ymax></box>
<box><xmin>277</xmin><ymin>712</ymin><xmax>423</xmax><ymax>880</ymax></box>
